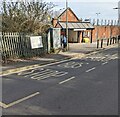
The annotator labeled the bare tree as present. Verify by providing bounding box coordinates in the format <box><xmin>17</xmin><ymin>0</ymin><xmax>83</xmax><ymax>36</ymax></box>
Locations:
<box><xmin>2</xmin><ymin>0</ymin><xmax>55</xmax><ymax>34</ymax></box>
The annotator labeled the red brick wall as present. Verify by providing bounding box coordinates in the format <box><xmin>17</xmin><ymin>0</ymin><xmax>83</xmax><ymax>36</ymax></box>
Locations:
<box><xmin>92</xmin><ymin>26</ymin><xmax>120</xmax><ymax>42</ymax></box>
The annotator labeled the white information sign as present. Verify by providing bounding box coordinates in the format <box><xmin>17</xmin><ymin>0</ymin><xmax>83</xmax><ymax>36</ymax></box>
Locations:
<box><xmin>30</xmin><ymin>36</ymin><xmax>43</xmax><ymax>49</ymax></box>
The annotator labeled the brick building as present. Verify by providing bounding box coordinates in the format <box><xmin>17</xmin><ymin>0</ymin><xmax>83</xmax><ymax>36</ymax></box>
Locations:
<box><xmin>52</xmin><ymin>7</ymin><xmax>94</xmax><ymax>43</ymax></box>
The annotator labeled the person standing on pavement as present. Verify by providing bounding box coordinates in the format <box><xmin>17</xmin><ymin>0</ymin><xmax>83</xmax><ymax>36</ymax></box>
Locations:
<box><xmin>63</xmin><ymin>35</ymin><xmax>67</xmax><ymax>51</ymax></box>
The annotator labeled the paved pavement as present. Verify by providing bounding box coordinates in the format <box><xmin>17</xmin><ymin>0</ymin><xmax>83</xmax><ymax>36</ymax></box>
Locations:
<box><xmin>1</xmin><ymin>42</ymin><xmax>118</xmax><ymax>75</ymax></box>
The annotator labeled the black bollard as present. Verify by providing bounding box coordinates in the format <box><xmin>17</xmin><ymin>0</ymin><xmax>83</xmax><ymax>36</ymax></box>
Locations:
<box><xmin>110</xmin><ymin>38</ymin><xmax>112</xmax><ymax>45</ymax></box>
<box><xmin>101</xmin><ymin>39</ymin><xmax>103</xmax><ymax>48</ymax></box>
<box><xmin>118</xmin><ymin>35</ymin><xmax>120</xmax><ymax>43</ymax></box>
<box><xmin>113</xmin><ymin>37</ymin><xmax>114</xmax><ymax>44</ymax></box>
<box><xmin>115</xmin><ymin>37</ymin><xmax>117</xmax><ymax>43</ymax></box>
<box><xmin>107</xmin><ymin>39</ymin><xmax>109</xmax><ymax>46</ymax></box>
<box><xmin>97</xmin><ymin>39</ymin><xmax>99</xmax><ymax>48</ymax></box>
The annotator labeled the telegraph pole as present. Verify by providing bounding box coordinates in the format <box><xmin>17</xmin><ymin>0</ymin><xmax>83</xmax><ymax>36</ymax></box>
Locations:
<box><xmin>66</xmin><ymin>0</ymin><xmax>69</xmax><ymax>50</ymax></box>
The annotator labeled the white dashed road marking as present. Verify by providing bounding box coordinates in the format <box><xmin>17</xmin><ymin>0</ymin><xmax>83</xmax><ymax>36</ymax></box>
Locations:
<box><xmin>112</xmin><ymin>54</ymin><xmax>117</xmax><ymax>56</ymax></box>
<box><xmin>59</xmin><ymin>76</ymin><xmax>75</xmax><ymax>84</ymax></box>
<box><xmin>86</xmin><ymin>67</ymin><xmax>96</xmax><ymax>73</ymax></box>
<box><xmin>102</xmin><ymin>62</ymin><xmax>108</xmax><ymax>65</ymax></box>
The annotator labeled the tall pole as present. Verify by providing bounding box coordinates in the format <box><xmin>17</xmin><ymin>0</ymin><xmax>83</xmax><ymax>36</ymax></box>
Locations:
<box><xmin>113</xmin><ymin>1</ymin><xmax>120</xmax><ymax>42</ymax></box>
<box><xmin>66</xmin><ymin>0</ymin><xmax>69</xmax><ymax>50</ymax></box>
<box><xmin>113</xmin><ymin>2</ymin><xmax>120</xmax><ymax>26</ymax></box>
<box><xmin>96</xmin><ymin>13</ymin><xmax>100</xmax><ymax>25</ymax></box>
<box><xmin>96</xmin><ymin>13</ymin><xmax>100</xmax><ymax>48</ymax></box>
<box><xmin>96</xmin><ymin>13</ymin><xmax>100</xmax><ymax>40</ymax></box>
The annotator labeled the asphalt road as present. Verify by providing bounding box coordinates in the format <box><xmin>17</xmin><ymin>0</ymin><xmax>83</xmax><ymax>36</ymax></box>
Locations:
<box><xmin>1</xmin><ymin>47</ymin><xmax>119</xmax><ymax>115</ymax></box>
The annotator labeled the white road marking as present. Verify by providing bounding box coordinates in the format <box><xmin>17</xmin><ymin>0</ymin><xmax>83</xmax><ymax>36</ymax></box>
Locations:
<box><xmin>32</xmin><ymin>71</ymin><xmax>68</xmax><ymax>80</ymax></box>
<box><xmin>33</xmin><ymin>72</ymin><xmax>57</xmax><ymax>80</ymax></box>
<box><xmin>86</xmin><ymin>67</ymin><xmax>96</xmax><ymax>73</ymax></box>
<box><xmin>101</xmin><ymin>57</ymin><xmax>106</xmax><ymax>61</ymax></box>
<box><xmin>24</xmin><ymin>72</ymin><xmax>40</xmax><ymax>77</ymax></box>
<box><xmin>86</xmin><ymin>56</ymin><xmax>106</xmax><ymax>62</ymax></box>
<box><xmin>0</xmin><ymin>92</ymin><xmax>40</xmax><ymax>108</ymax></box>
<box><xmin>102</xmin><ymin>62</ymin><xmax>108</xmax><ymax>65</ymax></box>
<box><xmin>66</xmin><ymin>62</ymin><xmax>76</xmax><ymax>65</ymax></box>
<box><xmin>86</xmin><ymin>55</ymin><xmax>117</xmax><ymax>62</ymax></box>
<box><xmin>0</xmin><ymin>102</ymin><xmax>8</xmax><ymax>108</ymax></box>
<box><xmin>58</xmin><ymin>62</ymin><xmax>76</xmax><ymax>67</ymax></box>
<box><xmin>74</xmin><ymin>63</ymin><xmax>83</xmax><ymax>67</ymax></box>
<box><xmin>59</xmin><ymin>76</ymin><xmax>75</xmax><ymax>84</ymax></box>
<box><xmin>114</xmin><ymin>57</ymin><xmax>118</xmax><ymax>59</ymax></box>
<box><xmin>55</xmin><ymin>72</ymin><xmax>68</xmax><ymax>77</ymax></box>
<box><xmin>24</xmin><ymin>68</ymin><xmax>46</xmax><ymax>77</ymax></box>
<box><xmin>112</xmin><ymin>54</ymin><xmax>117</xmax><ymax>56</ymax></box>
<box><xmin>31</xmin><ymin>70</ymin><xmax>54</xmax><ymax>79</ymax></box>
<box><xmin>18</xmin><ymin>68</ymin><xmax>68</xmax><ymax>80</ymax></box>
<box><xmin>105</xmin><ymin>54</ymin><xmax>109</xmax><ymax>56</ymax></box>
<box><xmin>18</xmin><ymin>70</ymin><xmax>35</xmax><ymax>75</ymax></box>
<box><xmin>105</xmin><ymin>58</ymin><xmax>112</xmax><ymax>61</ymax></box>
<box><xmin>58</xmin><ymin>62</ymin><xmax>86</xmax><ymax>68</ymax></box>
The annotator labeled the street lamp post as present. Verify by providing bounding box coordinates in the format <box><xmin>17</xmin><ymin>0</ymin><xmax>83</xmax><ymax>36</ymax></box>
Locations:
<box><xmin>113</xmin><ymin>5</ymin><xmax>120</xmax><ymax>42</ymax></box>
<box><xmin>113</xmin><ymin>7</ymin><xmax>120</xmax><ymax>25</ymax></box>
<box><xmin>113</xmin><ymin>7</ymin><xmax>120</xmax><ymax>9</ymax></box>
<box><xmin>96</xmin><ymin>13</ymin><xmax>100</xmax><ymax>25</ymax></box>
<box><xmin>96</xmin><ymin>13</ymin><xmax>100</xmax><ymax>48</ymax></box>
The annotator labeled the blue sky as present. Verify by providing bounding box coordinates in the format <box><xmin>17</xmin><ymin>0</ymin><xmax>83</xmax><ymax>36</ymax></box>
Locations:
<box><xmin>45</xmin><ymin>0</ymin><xmax>119</xmax><ymax>21</ymax></box>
